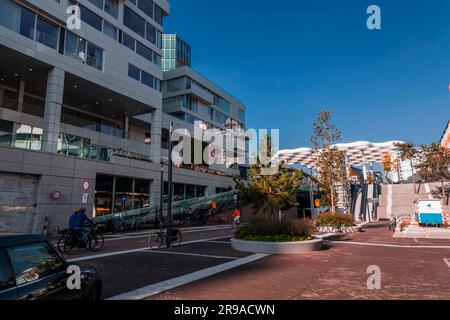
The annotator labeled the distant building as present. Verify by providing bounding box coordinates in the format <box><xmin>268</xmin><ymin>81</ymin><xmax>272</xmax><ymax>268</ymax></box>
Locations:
<box><xmin>162</xmin><ymin>34</ymin><xmax>191</xmax><ymax>71</ymax></box>
<box><xmin>389</xmin><ymin>151</ymin><xmax>416</xmax><ymax>183</ymax></box>
<box><xmin>440</xmin><ymin>121</ymin><xmax>450</xmax><ymax>148</ymax></box>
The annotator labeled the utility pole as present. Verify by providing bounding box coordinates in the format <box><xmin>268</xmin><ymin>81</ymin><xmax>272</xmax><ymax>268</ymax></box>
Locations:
<box><xmin>166</xmin><ymin>122</ymin><xmax>173</xmax><ymax>248</ymax></box>
<box><xmin>159</xmin><ymin>164</ymin><xmax>164</xmax><ymax>226</ymax></box>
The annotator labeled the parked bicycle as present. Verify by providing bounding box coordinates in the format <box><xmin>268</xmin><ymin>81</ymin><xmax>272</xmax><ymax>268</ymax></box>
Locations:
<box><xmin>148</xmin><ymin>223</ymin><xmax>182</xmax><ymax>249</ymax></box>
<box><xmin>58</xmin><ymin>222</ymin><xmax>105</xmax><ymax>255</ymax></box>
<box><xmin>388</xmin><ymin>218</ymin><xmax>397</xmax><ymax>233</ymax></box>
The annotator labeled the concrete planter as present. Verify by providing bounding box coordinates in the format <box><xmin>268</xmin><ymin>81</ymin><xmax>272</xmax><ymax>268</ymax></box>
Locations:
<box><xmin>231</xmin><ymin>237</ymin><xmax>323</xmax><ymax>254</ymax></box>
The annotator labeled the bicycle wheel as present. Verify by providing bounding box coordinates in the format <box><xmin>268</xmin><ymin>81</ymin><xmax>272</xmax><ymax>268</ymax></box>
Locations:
<box><xmin>148</xmin><ymin>232</ymin><xmax>163</xmax><ymax>249</ymax></box>
<box><xmin>57</xmin><ymin>235</ymin><xmax>67</xmax><ymax>254</ymax></box>
<box><xmin>63</xmin><ymin>236</ymin><xmax>79</xmax><ymax>255</ymax></box>
<box><xmin>88</xmin><ymin>233</ymin><xmax>105</xmax><ymax>252</ymax></box>
<box><xmin>171</xmin><ymin>230</ymin><xmax>182</xmax><ymax>247</ymax></box>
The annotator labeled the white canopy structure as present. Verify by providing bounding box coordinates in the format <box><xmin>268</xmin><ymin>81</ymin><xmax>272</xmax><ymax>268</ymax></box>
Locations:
<box><xmin>277</xmin><ymin>141</ymin><xmax>404</xmax><ymax>180</ymax></box>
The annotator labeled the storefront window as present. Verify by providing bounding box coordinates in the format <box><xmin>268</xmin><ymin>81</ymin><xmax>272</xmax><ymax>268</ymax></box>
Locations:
<box><xmin>94</xmin><ymin>174</ymin><xmax>114</xmax><ymax>217</ymax></box>
<box><xmin>0</xmin><ymin>119</ymin><xmax>13</xmax><ymax>147</ymax></box>
<box><xmin>133</xmin><ymin>179</ymin><xmax>150</xmax><ymax>209</ymax></box>
<box><xmin>114</xmin><ymin>177</ymin><xmax>133</xmax><ymax>212</ymax></box>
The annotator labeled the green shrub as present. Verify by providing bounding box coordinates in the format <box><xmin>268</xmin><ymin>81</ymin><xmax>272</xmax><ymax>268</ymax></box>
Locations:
<box><xmin>314</xmin><ymin>212</ymin><xmax>355</xmax><ymax>228</ymax></box>
<box><xmin>234</xmin><ymin>219</ymin><xmax>313</xmax><ymax>242</ymax></box>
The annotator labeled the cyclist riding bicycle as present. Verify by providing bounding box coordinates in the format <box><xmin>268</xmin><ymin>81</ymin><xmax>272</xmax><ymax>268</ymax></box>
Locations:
<box><xmin>68</xmin><ymin>207</ymin><xmax>93</xmax><ymax>244</ymax></box>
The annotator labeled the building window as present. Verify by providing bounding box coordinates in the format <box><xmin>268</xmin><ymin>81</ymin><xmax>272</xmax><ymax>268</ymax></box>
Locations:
<box><xmin>86</xmin><ymin>42</ymin><xmax>103</xmax><ymax>70</ymax></box>
<box><xmin>35</xmin><ymin>17</ymin><xmax>58</xmax><ymax>49</ymax></box>
<box><xmin>103</xmin><ymin>20</ymin><xmax>118</xmax><ymax>40</ymax></box>
<box><xmin>137</xmin><ymin>0</ymin><xmax>153</xmax><ymax>18</ymax></box>
<box><xmin>79</xmin><ymin>4</ymin><xmax>103</xmax><ymax>31</ymax></box>
<box><xmin>239</xmin><ymin>109</ymin><xmax>246</xmax><ymax>122</ymax></box>
<box><xmin>145</xmin><ymin>22</ymin><xmax>156</xmax><ymax>44</ymax></box>
<box><xmin>65</xmin><ymin>31</ymin><xmax>87</xmax><ymax>63</ymax></box>
<box><xmin>214</xmin><ymin>95</ymin><xmax>231</xmax><ymax>113</ymax></box>
<box><xmin>136</xmin><ymin>42</ymin><xmax>153</xmax><ymax>61</ymax></box>
<box><xmin>128</xmin><ymin>64</ymin><xmax>141</xmax><ymax>81</ymax></box>
<box><xmin>87</xmin><ymin>0</ymin><xmax>103</xmax><ymax>10</ymax></box>
<box><xmin>141</xmin><ymin>71</ymin><xmax>154</xmax><ymax>88</ymax></box>
<box><xmin>123</xmin><ymin>6</ymin><xmax>145</xmax><ymax>38</ymax></box>
<box><xmin>122</xmin><ymin>32</ymin><xmax>136</xmax><ymax>50</ymax></box>
<box><xmin>104</xmin><ymin>0</ymin><xmax>119</xmax><ymax>18</ymax></box>
<box><xmin>154</xmin><ymin>4</ymin><xmax>163</xmax><ymax>26</ymax></box>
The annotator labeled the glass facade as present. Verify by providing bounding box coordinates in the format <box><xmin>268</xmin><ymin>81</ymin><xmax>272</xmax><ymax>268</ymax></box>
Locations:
<box><xmin>128</xmin><ymin>64</ymin><xmax>161</xmax><ymax>91</ymax></box>
<box><xmin>64</xmin><ymin>31</ymin><xmax>103</xmax><ymax>71</ymax></box>
<box><xmin>61</xmin><ymin>107</ymin><xmax>124</xmax><ymax>138</ymax></box>
<box><xmin>162</xmin><ymin>34</ymin><xmax>191</xmax><ymax>71</ymax></box>
<box><xmin>94</xmin><ymin>174</ymin><xmax>151</xmax><ymax>216</ymax></box>
<box><xmin>163</xmin><ymin>182</ymin><xmax>206</xmax><ymax>203</ymax></box>
<box><xmin>0</xmin><ymin>120</ymin><xmax>42</xmax><ymax>151</ymax></box>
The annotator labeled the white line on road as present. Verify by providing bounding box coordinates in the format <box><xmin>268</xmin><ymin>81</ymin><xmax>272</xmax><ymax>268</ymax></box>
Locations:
<box><xmin>444</xmin><ymin>258</ymin><xmax>450</xmax><ymax>269</ymax></box>
<box><xmin>204</xmin><ymin>240</ymin><xmax>231</xmax><ymax>244</ymax></box>
<box><xmin>142</xmin><ymin>250</ymin><xmax>239</xmax><ymax>260</ymax></box>
<box><xmin>107</xmin><ymin>253</ymin><xmax>269</xmax><ymax>300</ymax></box>
<box><xmin>326</xmin><ymin>240</ymin><xmax>450</xmax><ymax>249</ymax></box>
<box><xmin>66</xmin><ymin>236</ymin><xmax>232</xmax><ymax>263</ymax></box>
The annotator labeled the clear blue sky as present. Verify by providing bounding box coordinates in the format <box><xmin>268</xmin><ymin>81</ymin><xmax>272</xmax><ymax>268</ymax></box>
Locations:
<box><xmin>165</xmin><ymin>0</ymin><xmax>450</xmax><ymax>149</ymax></box>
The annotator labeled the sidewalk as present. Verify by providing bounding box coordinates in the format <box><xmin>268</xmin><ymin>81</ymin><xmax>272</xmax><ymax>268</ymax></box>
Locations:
<box><xmin>146</xmin><ymin>222</ymin><xmax>450</xmax><ymax>300</ymax></box>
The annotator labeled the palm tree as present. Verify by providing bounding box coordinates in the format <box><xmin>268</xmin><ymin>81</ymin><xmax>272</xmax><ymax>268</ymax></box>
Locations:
<box><xmin>395</xmin><ymin>142</ymin><xmax>418</xmax><ymax>193</ymax></box>
<box><xmin>234</xmin><ymin>161</ymin><xmax>303</xmax><ymax>221</ymax></box>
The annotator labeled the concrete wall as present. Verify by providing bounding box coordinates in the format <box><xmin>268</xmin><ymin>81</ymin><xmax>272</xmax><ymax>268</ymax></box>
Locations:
<box><xmin>0</xmin><ymin>145</ymin><xmax>236</xmax><ymax>234</ymax></box>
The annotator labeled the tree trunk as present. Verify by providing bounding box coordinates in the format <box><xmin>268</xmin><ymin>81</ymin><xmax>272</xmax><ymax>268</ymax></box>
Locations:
<box><xmin>330</xmin><ymin>186</ymin><xmax>335</xmax><ymax>214</ymax></box>
<box><xmin>410</xmin><ymin>159</ymin><xmax>416</xmax><ymax>194</ymax></box>
<box><xmin>441</xmin><ymin>179</ymin><xmax>446</xmax><ymax>205</ymax></box>
<box><xmin>278</xmin><ymin>210</ymin><xmax>282</xmax><ymax>222</ymax></box>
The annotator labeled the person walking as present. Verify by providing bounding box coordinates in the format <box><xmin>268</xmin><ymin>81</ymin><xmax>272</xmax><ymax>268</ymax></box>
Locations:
<box><xmin>232</xmin><ymin>208</ymin><xmax>241</xmax><ymax>227</ymax></box>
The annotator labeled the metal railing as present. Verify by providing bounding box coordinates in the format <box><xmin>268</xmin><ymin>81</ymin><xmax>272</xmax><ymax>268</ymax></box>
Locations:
<box><xmin>93</xmin><ymin>190</ymin><xmax>238</xmax><ymax>233</ymax></box>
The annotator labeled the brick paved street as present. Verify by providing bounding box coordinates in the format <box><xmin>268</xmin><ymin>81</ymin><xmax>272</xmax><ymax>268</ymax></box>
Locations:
<box><xmin>148</xmin><ymin>223</ymin><xmax>450</xmax><ymax>300</ymax></box>
<box><xmin>58</xmin><ymin>223</ymin><xmax>449</xmax><ymax>300</ymax></box>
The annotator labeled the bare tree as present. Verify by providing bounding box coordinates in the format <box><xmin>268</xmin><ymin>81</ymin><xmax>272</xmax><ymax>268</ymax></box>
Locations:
<box><xmin>311</xmin><ymin>110</ymin><xmax>348</xmax><ymax>213</ymax></box>
<box><xmin>417</xmin><ymin>143</ymin><xmax>450</xmax><ymax>203</ymax></box>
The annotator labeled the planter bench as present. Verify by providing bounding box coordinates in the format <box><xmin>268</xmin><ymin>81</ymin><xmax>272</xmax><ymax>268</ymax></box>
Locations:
<box><xmin>231</xmin><ymin>237</ymin><xmax>323</xmax><ymax>254</ymax></box>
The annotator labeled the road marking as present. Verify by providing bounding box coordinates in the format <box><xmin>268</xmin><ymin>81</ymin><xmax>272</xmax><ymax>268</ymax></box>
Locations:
<box><xmin>107</xmin><ymin>253</ymin><xmax>269</xmax><ymax>300</ymax></box>
<box><xmin>66</xmin><ymin>236</ymin><xmax>233</xmax><ymax>263</ymax></box>
<box><xmin>104</xmin><ymin>226</ymin><xmax>233</xmax><ymax>241</ymax></box>
<box><xmin>326</xmin><ymin>240</ymin><xmax>450</xmax><ymax>249</ymax></box>
<box><xmin>142</xmin><ymin>250</ymin><xmax>239</xmax><ymax>260</ymax></box>
<box><xmin>444</xmin><ymin>258</ymin><xmax>450</xmax><ymax>269</ymax></box>
<box><xmin>53</xmin><ymin>226</ymin><xmax>233</xmax><ymax>246</ymax></box>
<box><xmin>204</xmin><ymin>240</ymin><xmax>231</xmax><ymax>244</ymax></box>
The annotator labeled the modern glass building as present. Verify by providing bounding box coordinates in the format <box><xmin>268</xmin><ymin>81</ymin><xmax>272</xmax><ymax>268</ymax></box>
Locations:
<box><xmin>161</xmin><ymin>34</ymin><xmax>191</xmax><ymax>71</ymax></box>
<box><xmin>0</xmin><ymin>0</ymin><xmax>241</xmax><ymax>234</ymax></box>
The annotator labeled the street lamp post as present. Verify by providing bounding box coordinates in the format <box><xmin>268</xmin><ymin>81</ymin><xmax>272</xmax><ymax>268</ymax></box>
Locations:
<box><xmin>159</xmin><ymin>164</ymin><xmax>164</xmax><ymax>227</ymax></box>
<box><xmin>166</xmin><ymin>122</ymin><xmax>174</xmax><ymax>248</ymax></box>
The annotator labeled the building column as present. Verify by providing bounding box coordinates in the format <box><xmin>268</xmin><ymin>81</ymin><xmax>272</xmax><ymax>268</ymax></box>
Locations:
<box><xmin>150</xmin><ymin>108</ymin><xmax>162</xmax><ymax>163</ymax></box>
<box><xmin>42</xmin><ymin>67</ymin><xmax>65</xmax><ymax>154</ymax></box>
<box><xmin>149</xmin><ymin>178</ymin><xmax>162</xmax><ymax>209</ymax></box>
<box><xmin>17</xmin><ymin>80</ymin><xmax>25</xmax><ymax>112</ymax></box>
<box><xmin>123</xmin><ymin>114</ymin><xmax>129</xmax><ymax>139</ymax></box>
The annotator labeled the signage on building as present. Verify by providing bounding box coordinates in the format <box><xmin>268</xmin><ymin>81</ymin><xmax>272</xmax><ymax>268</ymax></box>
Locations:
<box><xmin>51</xmin><ymin>191</ymin><xmax>61</xmax><ymax>200</ymax></box>
<box><xmin>82</xmin><ymin>179</ymin><xmax>90</xmax><ymax>192</ymax></box>
<box><xmin>82</xmin><ymin>193</ymin><xmax>89</xmax><ymax>204</ymax></box>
